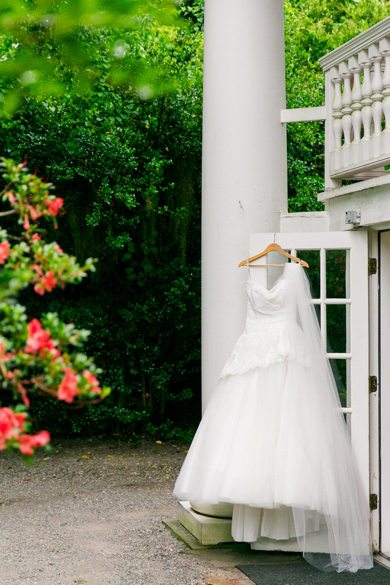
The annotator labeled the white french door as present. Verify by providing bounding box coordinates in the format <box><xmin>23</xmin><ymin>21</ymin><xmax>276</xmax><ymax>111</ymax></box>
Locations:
<box><xmin>250</xmin><ymin>231</ymin><xmax>370</xmax><ymax>500</ymax></box>
<box><xmin>379</xmin><ymin>230</ymin><xmax>390</xmax><ymax>559</ymax></box>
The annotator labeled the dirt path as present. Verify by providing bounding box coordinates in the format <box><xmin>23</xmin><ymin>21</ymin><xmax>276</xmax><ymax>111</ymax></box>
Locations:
<box><xmin>0</xmin><ymin>439</ymin><xmax>252</xmax><ymax>585</ymax></box>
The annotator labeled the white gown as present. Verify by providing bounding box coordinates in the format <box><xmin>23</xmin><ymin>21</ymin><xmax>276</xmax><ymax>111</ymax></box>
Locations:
<box><xmin>173</xmin><ymin>263</ymin><xmax>373</xmax><ymax>573</ymax></box>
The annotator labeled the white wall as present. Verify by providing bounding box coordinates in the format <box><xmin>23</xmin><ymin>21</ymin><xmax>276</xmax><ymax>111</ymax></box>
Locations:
<box><xmin>202</xmin><ymin>0</ymin><xmax>288</xmax><ymax>409</ymax></box>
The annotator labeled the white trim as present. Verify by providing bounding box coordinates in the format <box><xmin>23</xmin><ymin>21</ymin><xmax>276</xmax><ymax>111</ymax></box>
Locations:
<box><xmin>318</xmin><ymin>174</ymin><xmax>390</xmax><ymax>202</ymax></box>
<box><xmin>374</xmin><ymin>554</ymin><xmax>390</xmax><ymax>569</ymax></box>
<box><xmin>319</xmin><ymin>17</ymin><xmax>390</xmax><ymax>72</ymax></box>
<box><xmin>280</xmin><ymin>106</ymin><xmax>326</xmax><ymax>123</ymax></box>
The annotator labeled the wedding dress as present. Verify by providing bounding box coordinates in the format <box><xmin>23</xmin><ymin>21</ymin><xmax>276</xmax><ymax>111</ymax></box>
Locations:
<box><xmin>173</xmin><ymin>263</ymin><xmax>373</xmax><ymax>573</ymax></box>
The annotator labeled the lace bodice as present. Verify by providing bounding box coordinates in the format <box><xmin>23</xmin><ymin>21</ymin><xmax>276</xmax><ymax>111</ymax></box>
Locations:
<box><xmin>220</xmin><ymin>278</ymin><xmax>309</xmax><ymax>378</ymax></box>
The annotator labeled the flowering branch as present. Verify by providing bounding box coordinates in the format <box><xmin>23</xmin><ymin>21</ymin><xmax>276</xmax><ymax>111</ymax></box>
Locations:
<box><xmin>0</xmin><ymin>158</ymin><xmax>111</xmax><ymax>458</ymax></box>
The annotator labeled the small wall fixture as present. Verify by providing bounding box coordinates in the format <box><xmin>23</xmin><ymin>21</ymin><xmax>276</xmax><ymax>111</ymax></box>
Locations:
<box><xmin>345</xmin><ymin>210</ymin><xmax>361</xmax><ymax>225</ymax></box>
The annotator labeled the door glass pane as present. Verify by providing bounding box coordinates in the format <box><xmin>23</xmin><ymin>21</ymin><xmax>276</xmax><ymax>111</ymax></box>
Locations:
<box><xmin>326</xmin><ymin>304</ymin><xmax>347</xmax><ymax>353</ymax></box>
<box><xmin>314</xmin><ymin>304</ymin><xmax>321</xmax><ymax>328</ymax></box>
<box><xmin>296</xmin><ymin>250</ymin><xmax>320</xmax><ymax>298</ymax></box>
<box><xmin>330</xmin><ymin>359</ymin><xmax>348</xmax><ymax>408</ymax></box>
<box><xmin>326</xmin><ymin>250</ymin><xmax>347</xmax><ymax>298</ymax></box>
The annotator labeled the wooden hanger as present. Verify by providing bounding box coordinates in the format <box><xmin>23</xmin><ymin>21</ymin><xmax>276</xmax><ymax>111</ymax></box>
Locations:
<box><xmin>238</xmin><ymin>243</ymin><xmax>309</xmax><ymax>268</ymax></box>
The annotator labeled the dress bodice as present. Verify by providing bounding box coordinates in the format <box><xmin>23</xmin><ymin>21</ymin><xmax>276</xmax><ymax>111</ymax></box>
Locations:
<box><xmin>246</xmin><ymin>279</ymin><xmax>287</xmax><ymax>324</ymax></box>
<box><xmin>220</xmin><ymin>276</ymin><xmax>308</xmax><ymax>378</ymax></box>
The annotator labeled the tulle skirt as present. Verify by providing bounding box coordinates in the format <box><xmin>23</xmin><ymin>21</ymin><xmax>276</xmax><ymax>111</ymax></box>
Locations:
<box><xmin>173</xmin><ymin>360</ymin><xmax>373</xmax><ymax>572</ymax></box>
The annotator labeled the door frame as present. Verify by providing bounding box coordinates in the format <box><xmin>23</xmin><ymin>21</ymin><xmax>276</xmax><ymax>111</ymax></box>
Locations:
<box><xmin>376</xmin><ymin>229</ymin><xmax>390</xmax><ymax>557</ymax></box>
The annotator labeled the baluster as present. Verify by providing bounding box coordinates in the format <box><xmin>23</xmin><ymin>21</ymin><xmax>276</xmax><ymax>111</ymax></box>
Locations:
<box><xmin>369</xmin><ymin>44</ymin><xmax>384</xmax><ymax>136</ymax></box>
<box><xmin>348</xmin><ymin>56</ymin><xmax>362</xmax><ymax>144</ymax></box>
<box><xmin>358</xmin><ymin>50</ymin><xmax>373</xmax><ymax>140</ymax></box>
<box><xmin>380</xmin><ymin>37</ymin><xmax>390</xmax><ymax>132</ymax></box>
<box><xmin>332</xmin><ymin>73</ymin><xmax>343</xmax><ymax>149</ymax></box>
<box><xmin>340</xmin><ymin>61</ymin><xmax>353</xmax><ymax>146</ymax></box>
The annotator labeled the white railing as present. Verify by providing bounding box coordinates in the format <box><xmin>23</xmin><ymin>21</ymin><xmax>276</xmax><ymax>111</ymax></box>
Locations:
<box><xmin>319</xmin><ymin>17</ymin><xmax>390</xmax><ymax>186</ymax></box>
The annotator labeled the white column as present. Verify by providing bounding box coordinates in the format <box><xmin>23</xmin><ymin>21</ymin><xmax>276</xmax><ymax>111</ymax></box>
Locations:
<box><xmin>202</xmin><ymin>0</ymin><xmax>287</xmax><ymax>410</ymax></box>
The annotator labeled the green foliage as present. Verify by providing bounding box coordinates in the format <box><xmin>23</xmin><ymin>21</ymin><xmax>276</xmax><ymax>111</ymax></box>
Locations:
<box><xmin>0</xmin><ymin>1</ymin><xmax>203</xmax><ymax>436</ymax></box>
<box><xmin>0</xmin><ymin>0</ymin><xmax>183</xmax><ymax>114</ymax></box>
<box><xmin>31</xmin><ymin>394</ymin><xmax>197</xmax><ymax>442</ymax></box>
<box><xmin>0</xmin><ymin>159</ymin><xmax>110</xmax><ymax>411</ymax></box>
<box><xmin>284</xmin><ymin>0</ymin><xmax>388</xmax><ymax>211</ymax></box>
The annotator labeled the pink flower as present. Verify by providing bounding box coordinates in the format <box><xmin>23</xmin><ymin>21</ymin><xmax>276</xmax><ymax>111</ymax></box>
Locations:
<box><xmin>0</xmin><ymin>407</ymin><xmax>48</xmax><ymax>455</ymax></box>
<box><xmin>0</xmin><ymin>407</ymin><xmax>24</xmax><ymax>441</ymax></box>
<box><xmin>25</xmin><ymin>319</ymin><xmax>51</xmax><ymax>354</ymax></box>
<box><xmin>6</xmin><ymin>191</ymin><xmax>15</xmax><ymax>205</ymax></box>
<box><xmin>58</xmin><ymin>368</ymin><xmax>78</xmax><ymax>403</ymax></box>
<box><xmin>23</xmin><ymin>214</ymin><xmax>30</xmax><ymax>231</ymax></box>
<box><xmin>0</xmin><ymin>241</ymin><xmax>10</xmax><ymax>264</ymax></box>
<box><xmin>0</xmin><ymin>342</ymin><xmax>14</xmax><ymax>361</ymax></box>
<box><xmin>34</xmin><ymin>283</ymin><xmax>45</xmax><ymax>295</ymax></box>
<box><xmin>38</xmin><ymin>338</ymin><xmax>61</xmax><ymax>361</ymax></box>
<box><xmin>17</xmin><ymin>383</ymin><xmax>30</xmax><ymax>407</ymax></box>
<box><xmin>31</xmin><ymin>233</ymin><xmax>41</xmax><ymax>242</ymax></box>
<box><xmin>55</xmin><ymin>243</ymin><xmax>63</xmax><ymax>254</ymax></box>
<box><xmin>14</xmin><ymin>412</ymin><xmax>27</xmax><ymax>428</ymax></box>
<box><xmin>17</xmin><ymin>429</ymin><xmax>50</xmax><ymax>455</ymax></box>
<box><xmin>0</xmin><ymin>342</ymin><xmax>14</xmax><ymax>379</ymax></box>
<box><xmin>32</xmin><ymin>430</ymin><xmax>50</xmax><ymax>447</ymax></box>
<box><xmin>83</xmin><ymin>370</ymin><xmax>101</xmax><ymax>394</ymax></box>
<box><xmin>31</xmin><ymin>264</ymin><xmax>43</xmax><ymax>277</ymax></box>
<box><xmin>18</xmin><ymin>435</ymin><xmax>36</xmax><ymax>455</ymax></box>
<box><xmin>27</xmin><ymin>205</ymin><xmax>42</xmax><ymax>220</ymax></box>
<box><xmin>0</xmin><ymin>408</ymin><xmax>16</xmax><ymax>439</ymax></box>
<box><xmin>45</xmin><ymin>197</ymin><xmax>64</xmax><ymax>217</ymax></box>
<box><xmin>41</xmin><ymin>271</ymin><xmax>57</xmax><ymax>292</ymax></box>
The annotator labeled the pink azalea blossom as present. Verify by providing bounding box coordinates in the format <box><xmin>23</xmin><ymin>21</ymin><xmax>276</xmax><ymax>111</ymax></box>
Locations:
<box><xmin>18</xmin><ymin>436</ymin><xmax>36</xmax><ymax>455</ymax></box>
<box><xmin>31</xmin><ymin>263</ymin><xmax>43</xmax><ymax>277</ymax></box>
<box><xmin>25</xmin><ymin>319</ymin><xmax>51</xmax><ymax>353</ymax></box>
<box><xmin>0</xmin><ymin>342</ymin><xmax>14</xmax><ymax>361</ymax></box>
<box><xmin>34</xmin><ymin>283</ymin><xmax>45</xmax><ymax>295</ymax></box>
<box><xmin>58</xmin><ymin>368</ymin><xmax>78</xmax><ymax>403</ymax></box>
<box><xmin>14</xmin><ymin>412</ymin><xmax>27</xmax><ymax>427</ymax></box>
<box><xmin>83</xmin><ymin>370</ymin><xmax>101</xmax><ymax>394</ymax></box>
<box><xmin>38</xmin><ymin>338</ymin><xmax>61</xmax><ymax>361</ymax></box>
<box><xmin>0</xmin><ymin>407</ymin><xmax>25</xmax><ymax>441</ymax></box>
<box><xmin>0</xmin><ymin>406</ymin><xmax>49</xmax><ymax>455</ymax></box>
<box><xmin>32</xmin><ymin>430</ymin><xmax>50</xmax><ymax>447</ymax></box>
<box><xmin>0</xmin><ymin>408</ymin><xmax>18</xmax><ymax>439</ymax></box>
<box><xmin>41</xmin><ymin>271</ymin><xmax>57</xmax><ymax>292</ymax></box>
<box><xmin>45</xmin><ymin>197</ymin><xmax>64</xmax><ymax>217</ymax></box>
<box><xmin>18</xmin><ymin>430</ymin><xmax>50</xmax><ymax>455</ymax></box>
<box><xmin>0</xmin><ymin>241</ymin><xmax>10</xmax><ymax>264</ymax></box>
<box><xmin>17</xmin><ymin>383</ymin><xmax>30</xmax><ymax>407</ymax></box>
<box><xmin>27</xmin><ymin>205</ymin><xmax>42</xmax><ymax>220</ymax></box>
<box><xmin>0</xmin><ymin>342</ymin><xmax>14</xmax><ymax>379</ymax></box>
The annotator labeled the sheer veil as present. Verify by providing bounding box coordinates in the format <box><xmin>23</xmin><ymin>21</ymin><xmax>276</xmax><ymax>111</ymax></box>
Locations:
<box><xmin>283</xmin><ymin>263</ymin><xmax>373</xmax><ymax>572</ymax></box>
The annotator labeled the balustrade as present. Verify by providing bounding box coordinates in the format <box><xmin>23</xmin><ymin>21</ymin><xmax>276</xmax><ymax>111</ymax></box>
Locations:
<box><xmin>320</xmin><ymin>17</ymin><xmax>390</xmax><ymax>181</ymax></box>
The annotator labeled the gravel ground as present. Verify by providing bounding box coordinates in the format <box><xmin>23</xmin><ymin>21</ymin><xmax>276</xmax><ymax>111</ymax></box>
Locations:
<box><xmin>0</xmin><ymin>439</ymin><xmax>251</xmax><ymax>585</ymax></box>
